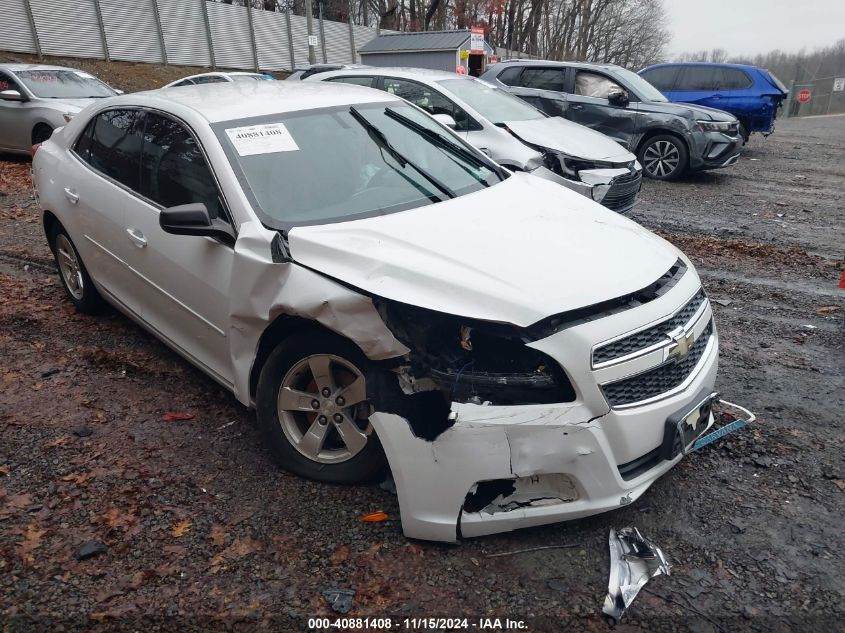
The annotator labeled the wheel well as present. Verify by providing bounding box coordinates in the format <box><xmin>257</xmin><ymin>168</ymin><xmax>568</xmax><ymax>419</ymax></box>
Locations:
<box><xmin>32</xmin><ymin>123</ymin><xmax>53</xmax><ymax>145</ymax></box>
<box><xmin>42</xmin><ymin>210</ymin><xmax>60</xmax><ymax>252</ymax></box>
<box><xmin>636</xmin><ymin>129</ymin><xmax>689</xmax><ymax>160</ymax></box>
<box><xmin>249</xmin><ymin>315</ymin><xmax>349</xmax><ymax>402</ymax></box>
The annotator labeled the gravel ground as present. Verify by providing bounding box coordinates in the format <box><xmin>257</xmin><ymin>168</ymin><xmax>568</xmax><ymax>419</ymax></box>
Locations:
<box><xmin>0</xmin><ymin>112</ymin><xmax>843</xmax><ymax>633</ymax></box>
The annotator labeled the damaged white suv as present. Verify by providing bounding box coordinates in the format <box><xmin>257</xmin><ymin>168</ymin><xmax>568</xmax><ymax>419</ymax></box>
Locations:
<box><xmin>33</xmin><ymin>81</ymin><xmax>718</xmax><ymax>543</ymax></box>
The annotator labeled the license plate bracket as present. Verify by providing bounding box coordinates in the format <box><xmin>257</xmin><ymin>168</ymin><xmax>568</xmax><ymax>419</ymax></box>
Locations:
<box><xmin>661</xmin><ymin>389</ymin><xmax>717</xmax><ymax>460</ymax></box>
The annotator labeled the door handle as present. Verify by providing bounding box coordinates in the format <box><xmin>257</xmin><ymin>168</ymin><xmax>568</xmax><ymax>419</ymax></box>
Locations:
<box><xmin>126</xmin><ymin>227</ymin><xmax>147</xmax><ymax>248</ymax></box>
<box><xmin>63</xmin><ymin>187</ymin><xmax>79</xmax><ymax>204</ymax></box>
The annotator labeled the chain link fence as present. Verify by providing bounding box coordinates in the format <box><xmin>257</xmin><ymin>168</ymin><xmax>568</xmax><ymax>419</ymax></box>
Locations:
<box><xmin>1</xmin><ymin>0</ymin><xmax>391</xmax><ymax>72</ymax></box>
<box><xmin>786</xmin><ymin>75</ymin><xmax>845</xmax><ymax>118</ymax></box>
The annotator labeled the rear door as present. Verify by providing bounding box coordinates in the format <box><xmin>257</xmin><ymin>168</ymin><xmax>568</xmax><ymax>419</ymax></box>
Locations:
<box><xmin>564</xmin><ymin>68</ymin><xmax>637</xmax><ymax>147</ymax></box>
<box><xmin>507</xmin><ymin>66</ymin><xmax>570</xmax><ymax>117</ymax></box>
<box><xmin>120</xmin><ymin>111</ymin><xmax>235</xmax><ymax>386</ymax></box>
<box><xmin>668</xmin><ymin>65</ymin><xmax>724</xmax><ymax>109</ymax></box>
<box><xmin>65</xmin><ymin>108</ymin><xmax>145</xmax><ymax>303</ymax></box>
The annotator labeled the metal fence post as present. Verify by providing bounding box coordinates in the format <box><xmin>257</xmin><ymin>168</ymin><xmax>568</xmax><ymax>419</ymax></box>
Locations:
<box><xmin>150</xmin><ymin>0</ymin><xmax>168</xmax><ymax>65</ymax></box>
<box><xmin>284</xmin><ymin>8</ymin><xmax>295</xmax><ymax>71</ymax></box>
<box><xmin>347</xmin><ymin>1</ymin><xmax>356</xmax><ymax>63</ymax></box>
<box><xmin>22</xmin><ymin>0</ymin><xmax>42</xmax><ymax>59</ymax></box>
<box><xmin>245</xmin><ymin>1</ymin><xmax>260</xmax><ymax>72</ymax></box>
<box><xmin>201</xmin><ymin>0</ymin><xmax>217</xmax><ymax>70</ymax></box>
<box><xmin>93</xmin><ymin>0</ymin><xmax>110</xmax><ymax>61</ymax></box>
<box><xmin>318</xmin><ymin>0</ymin><xmax>327</xmax><ymax>63</ymax></box>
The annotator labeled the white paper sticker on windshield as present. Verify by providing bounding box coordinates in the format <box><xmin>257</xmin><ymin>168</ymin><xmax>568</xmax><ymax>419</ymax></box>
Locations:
<box><xmin>225</xmin><ymin>123</ymin><xmax>299</xmax><ymax>156</ymax></box>
<box><xmin>74</xmin><ymin>71</ymin><xmax>95</xmax><ymax>79</ymax></box>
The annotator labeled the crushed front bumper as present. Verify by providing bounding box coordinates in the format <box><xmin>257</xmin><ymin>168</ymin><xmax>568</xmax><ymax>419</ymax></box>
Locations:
<box><xmin>370</xmin><ymin>278</ymin><xmax>719</xmax><ymax>542</ymax></box>
<box><xmin>530</xmin><ymin>164</ymin><xmax>642</xmax><ymax>213</ymax></box>
<box><xmin>690</xmin><ymin>131</ymin><xmax>743</xmax><ymax>171</ymax></box>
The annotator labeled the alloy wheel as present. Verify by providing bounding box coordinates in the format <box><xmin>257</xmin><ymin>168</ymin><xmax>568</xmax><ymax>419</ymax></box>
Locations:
<box><xmin>276</xmin><ymin>354</ymin><xmax>371</xmax><ymax>464</ymax></box>
<box><xmin>643</xmin><ymin>140</ymin><xmax>680</xmax><ymax>178</ymax></box>
<box><xmin>55</xmin><ymin>234</ymin><xmax>84</xmax><ymax>300</ymax></box>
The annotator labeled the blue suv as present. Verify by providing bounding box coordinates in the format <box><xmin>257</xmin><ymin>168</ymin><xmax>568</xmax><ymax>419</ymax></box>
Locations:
<box><xmin>639</xmin><ymin>63</ymin><xmax>788</xmax><ymax>141</ymax></box>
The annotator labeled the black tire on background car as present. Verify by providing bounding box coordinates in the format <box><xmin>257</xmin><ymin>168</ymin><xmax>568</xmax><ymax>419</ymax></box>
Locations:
<box><xmin>256</xmin><ymin>332</ymin><xmax>387</xmax><ymax>484</ymax></box>
<box><xmin>638</xmin><ymin>134</ymin><xmax>688</xmax><ymax>180</ymax></box>
<box><xmin>738</xmin><ymin>122</ymin><xmax>750</xmax><ymax>144</ymax></box>
<box><xmin>32</xmin><ymin>124</ymin><xmax>53</xmax><ymax>145</ymax></box>
<box><xmin>49</xmin><ymin>224</ymin><xmax>103</xmax><ymax>313</ymax></box>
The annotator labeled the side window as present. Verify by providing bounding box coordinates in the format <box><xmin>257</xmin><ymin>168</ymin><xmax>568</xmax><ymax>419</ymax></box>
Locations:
<box><xmin>519</xmin><ymin>68</ymin><xmax>565</xmax><ymax>92</ymax></box>
<box><xmin>676</xmin><ymin>66</ymin><xmax>722</xmax><ymax>91</ymax></box>
<box><xmin>75</xmin><ymin>109</ymin><xmax>144</xmax><ymax>191</ymax></box>
<box><xmin>192</xmin><ymin>75</ymin><xmax>227</xmax><ymax>84</ymax></box>
<box><xmin>0</xmin><ymin>71</ymin><xmax>21</xmax><ymax>93</ymax></box>
<box><xmin>574</xmin><ymin>71</ymin><xmax>623</xmax><ymax>99</ymax></box>
<box><xmin>327</xmin><ymin>76</ymin><xmax>375</xmax><ymax>88</ymax></box>
<box><xmin>173</xmin><ymin>79</ymin><xmax>196</xmax><ymax>87</ymax></box>
<box><xmin>640</xmin><ymin>67</ymin><xmax>678</xmax><ymax>91</ymax></box>
<box><xmin>139</xmin><ymin>113</ymin><xmax>224</xmax><ymax>220</ymax></box>
<box><xmin>720</xmin><ymin>68</ymin><xmax>753</xmax><ymax>90</ymax></box>
<box><xmin>382</xmin><ymin>78</ymin><xmax>477</xmax><ymax>132</ymax></box>
<box><xmin>497</xmin><ymin>66</ymin><xmax>522</xmax><ymax>86</ymax></box>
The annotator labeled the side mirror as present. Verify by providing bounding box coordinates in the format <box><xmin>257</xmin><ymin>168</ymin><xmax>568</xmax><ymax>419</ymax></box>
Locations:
<box><xmin>159</xmin><ymin>202</ymin><xmax>235</xmax><ymax>246</ymax></box>
<box><xmin>432</xmin><ymin>113</ymin><xmax>457</xmax><ymax>129</ymax></box>
<box><xmin>608</xmin><ymin>88</ymin><xmax>629</xmax><ymax>106</ymax></box>
<box><xmin>0</xmin><ymin>89</ymin><xmax>24</xmax><ymax>102</ymax></box>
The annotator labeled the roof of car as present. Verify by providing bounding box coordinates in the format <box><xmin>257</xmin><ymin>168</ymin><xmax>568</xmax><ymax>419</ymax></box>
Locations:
<box><xmin>117</xmin><ymin>81</ymin><xmax>397</xmax><ymax>123</ymax></box>
<box><xmin>0</xmin><ymin>63</ymin><xmax>79</xmax><ymax>71</ymax></box>
<box><xmin>317</xmin><ymin>67</ymin><xmax>464</xmax><ymax>81</ymax></box>
<box><xmin>641</xmin><ymin>62</ymin><xmax>761</xmax><ymax>71</ymax></box>
<box><xmin>489</xmin><ymin>59</ymin><xmax>624</xmax><ymax>72</ymax></box>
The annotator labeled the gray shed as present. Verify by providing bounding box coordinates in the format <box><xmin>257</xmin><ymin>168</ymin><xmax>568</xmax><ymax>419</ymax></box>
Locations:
<box><xmin>358</xmin><ymin>30</ymin><xmax>495</xmax><ymax>76</ymax></box>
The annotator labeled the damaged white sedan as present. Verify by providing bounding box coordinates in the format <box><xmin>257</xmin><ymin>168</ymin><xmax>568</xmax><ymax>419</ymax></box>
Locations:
<box><xmin>33</xmin><ymin>81</ymin><xmax>718</xmax><ymax>543</ymax></box>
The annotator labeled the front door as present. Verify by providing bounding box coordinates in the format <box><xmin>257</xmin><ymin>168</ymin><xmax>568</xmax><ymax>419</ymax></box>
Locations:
<box><xmin>564</xmin><ymin>69</ymin><xmax>637</xmax><ymax>148</ymax></box>
<box><xmin>0</xmin><ymin>71</ymin><xmax>32</xmax><ymax>152</ymax></box>
<box><xmin>121</xmin><ymin>111</ymin><xmax>235</xmax><ymax>386</ymax></box>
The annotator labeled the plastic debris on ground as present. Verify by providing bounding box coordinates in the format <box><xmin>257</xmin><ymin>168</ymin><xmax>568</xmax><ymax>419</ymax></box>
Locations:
<box><xmin>321</xmin><ymin>588</ymin><xmax>355</xmax><ymax>613</ymax></box>
<box><xmin>602</xmin><ymin>527</ymin><xmax>670</xmax><ymax>623</ymax></box>
<box><xmin>360</xmin><ymin>510</ymin><xmax>389</xmax><ymax>522</ymax></box>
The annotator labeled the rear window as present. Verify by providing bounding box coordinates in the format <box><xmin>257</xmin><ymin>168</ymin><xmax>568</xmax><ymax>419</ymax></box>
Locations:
<box><xmin>496</xmin><ymin>66</ymin><xmax>522</xmax><ymax>86</ymax></box>
<box><xmin>720</xmin><ymin>68</ymin><xmax>753</xmax><ymax>90</ymax></box>
<box><xmin>519</xmin><ymin>68</ymin><xmax>565</xmax><ymax>92</ymax></box>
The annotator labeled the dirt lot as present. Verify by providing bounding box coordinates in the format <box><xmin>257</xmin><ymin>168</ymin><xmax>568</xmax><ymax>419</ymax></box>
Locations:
<box><xmin>0</xmin><ymin>69</ymin><xmax>843</xmax><ymax>632</ymax></box>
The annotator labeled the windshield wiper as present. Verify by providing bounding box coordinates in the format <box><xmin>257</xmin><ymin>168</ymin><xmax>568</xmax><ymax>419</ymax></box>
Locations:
<box><xmin>384</xmin><ymin>107</ymin><xmax>499</xmax><ymax>183</ymax></box>
<box><xmin>349</xmin><ymin>106</ymin><xmax>456</xmax><ymax>200</ymax></box>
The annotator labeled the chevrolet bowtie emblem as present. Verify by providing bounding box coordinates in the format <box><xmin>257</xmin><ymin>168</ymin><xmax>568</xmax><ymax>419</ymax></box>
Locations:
<box><xmin>664</xmin><ymin>326</ymin><xmax>696</xmax><ymax>361</ymax></box>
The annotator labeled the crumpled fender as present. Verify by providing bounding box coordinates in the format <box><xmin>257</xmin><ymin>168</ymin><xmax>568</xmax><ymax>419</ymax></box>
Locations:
<box><xmin>228</xmin><ymin>221</ymin><xmax>409</xmax><ymax>405</ymax></box>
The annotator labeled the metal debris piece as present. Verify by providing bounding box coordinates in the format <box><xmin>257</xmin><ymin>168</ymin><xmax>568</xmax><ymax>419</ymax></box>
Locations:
<box><xmin>321</xmin><ymin>588</ymin><xmax>355</xmax><ymax>614</ymax></box>
<box><xmin>602</xmin><ymin>527</ymin><xmax>670</xmax><ymax>622</ymax></box>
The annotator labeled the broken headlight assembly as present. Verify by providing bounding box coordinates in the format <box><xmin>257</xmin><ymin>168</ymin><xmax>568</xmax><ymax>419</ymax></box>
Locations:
<box><xmin>695</xmin><ymin>119</ymin><xmax>735</xmax><ymax>133</ymax></box>
<box><xmin>375</xmin><ymin>299</ymin><xmax>576</xmax><ymax>405</ymax></box>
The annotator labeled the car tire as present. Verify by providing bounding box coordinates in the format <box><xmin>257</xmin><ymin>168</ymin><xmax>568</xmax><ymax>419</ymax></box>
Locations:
<box><xmin>739</xmin><ymin>123</ymin><xmax>750</xmax><ymax>144</ymax></box>
<box><xmin>32</xmin><ymin>124</ymin><xmax>53</xmax><ymax>145</ymax></box>
<box><xmin>49</xmin><ymin>224</ymin><xmax>103</xmax><ymax>314</ymax></box>
<box><xmin>256</xmin><ymin>332</ymin><xmax>387</xmax><ymax>484</ymax></box>
<box><xmin>638</xmin><ymin>134</ymin><xmax>688</xmax><ymax>180</ymax></box>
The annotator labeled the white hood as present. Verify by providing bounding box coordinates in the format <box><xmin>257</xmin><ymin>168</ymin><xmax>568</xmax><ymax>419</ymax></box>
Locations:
<box><xmin>505</xmin><ymin>117</ymin><xmax>634</xmax><ymax>163</ymax></box>
<box><xmin>288</xmin><ymin>174</ymin><xmax>677</xmax><ymax>327</ymax></box>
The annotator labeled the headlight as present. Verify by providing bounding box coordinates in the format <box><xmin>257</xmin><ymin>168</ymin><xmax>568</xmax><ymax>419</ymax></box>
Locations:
<box><xmin>696</xmin><ymin>120</ymin><xmax>734</xmax><ymax>133</ymax></box>
<box><xmin>375</xmin><ymin>299</ymin><xmax>575</xmax><ymax>405</ymax></box>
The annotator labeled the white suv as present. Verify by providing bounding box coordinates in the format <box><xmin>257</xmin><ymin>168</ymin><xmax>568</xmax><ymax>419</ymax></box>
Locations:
<box><xmin>33</xmin><ymin>81</ymin><xmax>718</xmax><ymax>542</ymax></box>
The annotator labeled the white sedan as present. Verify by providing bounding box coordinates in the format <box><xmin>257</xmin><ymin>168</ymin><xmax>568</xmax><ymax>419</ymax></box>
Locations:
<box><xmin>33</xmin><ymin>81</ymin><xmax>718</xmax><ymax>542</ymax></box>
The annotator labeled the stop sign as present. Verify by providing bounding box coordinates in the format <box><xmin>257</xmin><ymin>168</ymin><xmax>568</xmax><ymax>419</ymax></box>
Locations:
<box><xmin>797</xmin><ymin>89</ymin><xmax>812</xmax><ymax>103</ymax></box>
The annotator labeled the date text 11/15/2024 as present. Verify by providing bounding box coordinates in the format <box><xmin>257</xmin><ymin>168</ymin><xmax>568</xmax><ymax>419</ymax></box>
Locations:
<box><xmin>308</xmin><ymin>617</ymin><xmax>529</xmax><ymax>630</ymax></box>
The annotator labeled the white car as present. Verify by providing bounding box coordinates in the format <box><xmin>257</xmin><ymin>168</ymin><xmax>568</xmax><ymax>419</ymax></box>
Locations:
<box><xmin>33</xmin><ymin>81</ymin><xmax>718</xmax><ymax>542</ymax></box>
<box><xmin>164</xmin><ymin>71</ymin><xmax>273</xmax><ymax>88</ymax></box>
<box><xmin>307</xmin><ymin>68</ymin><xmax>643</xmax><ymax>213</ymax></box>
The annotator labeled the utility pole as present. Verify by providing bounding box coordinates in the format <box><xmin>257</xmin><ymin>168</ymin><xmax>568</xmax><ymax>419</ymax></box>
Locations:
<box><xmin>306</xmin><ymin>0</ymin><xmax>316</xmax><ymax>64</ymax></box>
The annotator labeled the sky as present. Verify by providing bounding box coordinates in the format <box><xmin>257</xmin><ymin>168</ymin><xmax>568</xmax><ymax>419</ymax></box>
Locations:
<box><xmin>664</xmin><ymin>0</ymin><xmax>845</xmax><ymax>58</ymax></box>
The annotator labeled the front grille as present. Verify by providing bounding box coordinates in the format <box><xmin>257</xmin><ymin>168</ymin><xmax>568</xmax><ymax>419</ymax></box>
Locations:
<box><xmin>593</xmin><ymin>289</ymin><xmax>707</xmax><ymax>365</ymax></box>
<box><xmin>601</xmin><ymin>170</ymin><xmax>642</xmax><ymax>211</ymax></box>
<box><xmin>601</xmin><ymin>321</ymin><xmax>713</xmax><ymax>407</ymax></box>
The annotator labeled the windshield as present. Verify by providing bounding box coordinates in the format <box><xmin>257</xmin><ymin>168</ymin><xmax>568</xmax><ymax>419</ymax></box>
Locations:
<box><xmin>437</xmin><ymin>78</ymin><xmax>544</xmax><ymax>124</ymax></box>
<box><xmin>13</xmin><ymin>69</ymin><xmax>116</xmax><ymax>98</ymax></box>
<box><xmin>610</xmin><ymin>68</ymin><xmax>667</xmax><ymax>102</ymax></box>
<box><xmin>215</xmin><ymin>102</ymin><xmax>503</xmax><ymax>228</ymax></box>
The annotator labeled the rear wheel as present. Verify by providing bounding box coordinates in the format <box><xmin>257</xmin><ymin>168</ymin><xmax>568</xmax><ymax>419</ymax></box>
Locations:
<box><xmin>49</xmin><ymin>225</ymin><xmax>102</xmax><ymax>313</ymax></box>
<box><xmin>32</xmin><ymin>124</ymin><xmax>53</xmax><ymax>145</ymax></box>
<box><xmin>256</xmin><ymin>333</ymin><xmax>387</xmax><ymax>484</ymax></box>
<box><xmin>638</xmin><ymin>134</ymin><xmax>688</xmax><ymax>180</ymax></box>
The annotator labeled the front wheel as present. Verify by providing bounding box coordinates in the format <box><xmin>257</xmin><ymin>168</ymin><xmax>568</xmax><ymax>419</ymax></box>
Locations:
<box><xmin>256</xmin><ymin>333</ymin><xmax>387</xmax><ymax>484</ymax></box>
<box><xmin>639</xmin><ymin>135</ymin><xmax>688</xmax><ymax>180</ymax></box>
